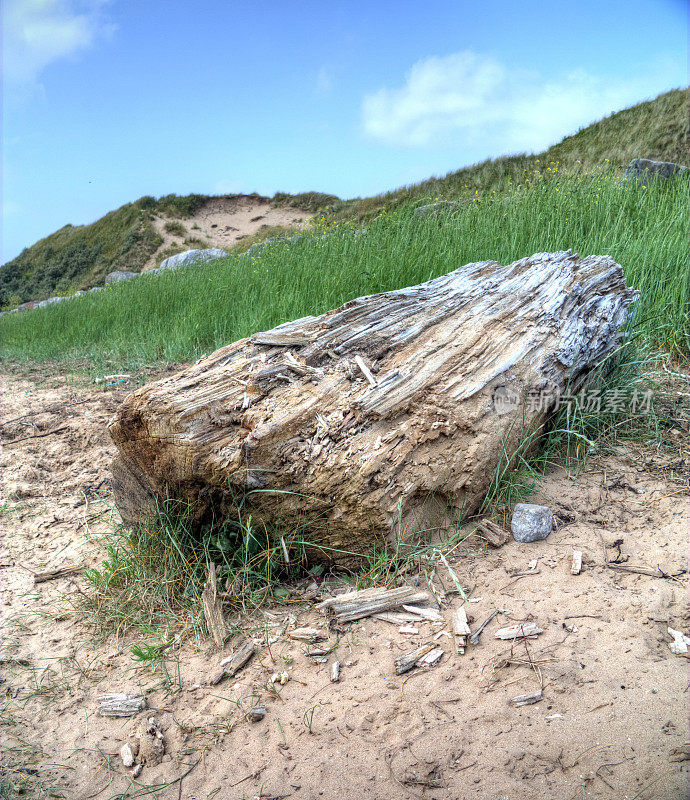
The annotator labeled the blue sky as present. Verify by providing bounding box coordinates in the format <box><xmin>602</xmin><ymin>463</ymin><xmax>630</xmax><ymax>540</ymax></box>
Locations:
<box><xmin>2</xmin><ymin>0</ymin><xmax>687</xmax><ymax>263</ymax></box>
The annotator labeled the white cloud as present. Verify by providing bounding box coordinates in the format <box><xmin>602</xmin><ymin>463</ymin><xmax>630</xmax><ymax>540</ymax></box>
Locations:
<box><xmin>2</xmin><ymin>0</ymin><xmax>111</xmax><ymax>87</ymax></box>
<box><xmin>362</xmin><ymin>51</ymin><xmax>676</xmax><ymax>152</ymax></box>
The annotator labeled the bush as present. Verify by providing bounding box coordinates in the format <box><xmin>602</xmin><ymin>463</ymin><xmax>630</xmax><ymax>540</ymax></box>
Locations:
<box><xmin>164</xmin><ymin>221</ymin><xmax>186</xmax><ymax>237</ymax></box>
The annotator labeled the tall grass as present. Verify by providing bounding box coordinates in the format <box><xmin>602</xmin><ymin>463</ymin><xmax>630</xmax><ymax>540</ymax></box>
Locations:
<box><xmin>2</xmin><ymin>169</ymin><xmax>687</xmax><ymax>369</ymax></box>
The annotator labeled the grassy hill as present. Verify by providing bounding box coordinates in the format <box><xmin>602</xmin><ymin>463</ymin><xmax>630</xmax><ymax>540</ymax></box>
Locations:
<box><xmin>0</xmin><ymin>192</ymin><xmax>335</xmax><ymax>309</ymax></box>
<box><xmin>335</xmin><ymin>87</ymin><xmax>689</xmax><ymax>217</ymax></box>
<box><xmin>1</xmin><ymin>87</ymin><xmax>687</xmax><ymax>309</ymax></box>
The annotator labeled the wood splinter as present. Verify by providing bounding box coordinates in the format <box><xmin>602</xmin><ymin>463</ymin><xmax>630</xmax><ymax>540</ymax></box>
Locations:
<box><xmin>470</xmin><ymin>610</ymin><xmax>500</xmax><ymax>645</ymax></box>
<box><xmin>452</xmin><ymin>606</ymin><xmax>471</xmax><ymax>654</ymax></box>
<box><xmin>210</xmin><ymin>641</ymin><xmax>255</xmax><ymax>685</ymax></box>
<box><xmin>395</xmin><ymin>643</ymin><xmax>435</xmax><ymax>675</ymax></box>
<box><xmin>510</xmin><ymin>690</ymin><xmax>543</xmax><ymax>707</ymax></box>
<box><xmin>571</xmin><ymin>550</ymin><xmax>583</xmax><ymax>575</ymax></box>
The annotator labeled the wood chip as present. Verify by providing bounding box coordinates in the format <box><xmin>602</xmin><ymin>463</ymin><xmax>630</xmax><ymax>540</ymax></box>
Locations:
<box><xmin>668</xmin><ymin>627</ymin><xmax>690</xmax><ymax>655</ymax></box>
<box><xmin>510</xmin><ymin>690</ymin><xmax>543</xmax><ymax>706</ymax></box>
<box><xmin>34</xmin><ymin>565</ymin><xmax>82</xmax><ymax>584</ymax></box>
<box><xmin>98</xmin><ymin>693</ymin><xmax>147</xmax><ymax>717</ymax></box>
<box><xmin>211</xmin><ymin>641</ymin><xmax>255</xmax><ymax>685</ymax></box>
<box><xmin>402</xmin><ymin>604</ymin><xmax>444</xmax><ymax>622</ymax></box>
<box><xmin>475</xmin><ymin>520</ymin><xmax>509</xmax><ymax>548</ymax></box>
<box><xmin>394</xmin><ymin>643</ymin><xmax>435</xmax><ymax>675</ymax></box>
<box><xmin>398</xmin><ymin>625</ymin><xmax>419</xmax><ymax>635</ymax></box>
<box><xmin>469</xmin><ymin>609</ymin><xmax>499</xmax><ymax>645</ymax></box>
<box><xmin>201</xmin><ymin>563</ymin><xmax>226</xmax><ymax>648</ymax></box>
<box><xmin>289</xmin><ymin>627</ymin><xmax>325</xmax><ymax>642</ymax></box>
<box><xmin>571</xmin><ymin>550</ymin><xmax>583</xmax><ymax>575</ymax></box>
<box><xmin>317</xmin><ymin>586</ymin><xmax>430</xmax><ymax>623</ymax></box>
<box><xmin>120</xmin><ymin>743</ymin><xmax>135</xmax><ymax>767</ymax></box>
<box><xmin>451</xmin><ymin>606</ymin><xmax>471</xmax><ymax>654</ymax></box>
<box><xmin>494</xmin><ymin>623</ymin><xmax>543</xmax><ymax>640</ymax></box>
<box><xmin>373</xmin><ymin>611</ymin><xmax>425</xmax><ymax>624</ymax></box>
<box><xmin>451</xmin><ymin>607</ymin><xmax>471</xmax><ymax>636</ymax></box>
<box><xmin>417</xmin><ymin>647</ymin><xmax>444</xmax><ymax>667</ymax></box>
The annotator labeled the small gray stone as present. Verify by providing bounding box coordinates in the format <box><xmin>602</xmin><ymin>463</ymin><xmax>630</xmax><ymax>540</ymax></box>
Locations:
<box><xmin>623</xmin><ymin>158</ymin><xmax>688</xmax><ymax>183</ymax></box>
<box><xmin>249</xmin><ymin>705</ymin><xmax>266</xmax><ymax>722</ymax></box>
<box><xmin>105</xmin><ymin>270</ymin><xmax>138</xmax><ymax>285</ymax></box>
<box><xmin>511</xmin><ymin>503</ymin><xmax>553</xmax><ymax>543</ymax></box>
<box><xmin>158</xmin><ymin>248</ymin><xmax>227</xmax><ymax>271</ymax></box>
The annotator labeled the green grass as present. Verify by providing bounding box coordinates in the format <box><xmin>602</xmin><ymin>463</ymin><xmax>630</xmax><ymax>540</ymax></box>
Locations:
<box><xmin>79</xmin><ymin>495</ymin><xmax>316</xmax><ymax>639</ymax></box>
<box><xmin>2</xmin><ymin>88</ymin><xmax>686</xmax><ymax>309</ymax></box>
<box><xmin>163</xmin><ymin>220</ymin><xmax>187</xmax><ymax>236</ymax></box>
<box><xmin>2</xmin><ymin>168</ymin><xmax>687</xmax><ymax>369</ymax></box>
<box><xmin>0</xmin><ymin>201</ymin><xmax>162</xmax><ymax>307</ymax></box>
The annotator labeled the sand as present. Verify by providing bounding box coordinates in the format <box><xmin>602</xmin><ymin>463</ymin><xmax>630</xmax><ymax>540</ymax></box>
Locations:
<box><xmin>143</xmin><ymin>197</ymin><xmax>309</xmax><ymax>270</ymax></box>
<box><xmin>0</xmin><ymin>363</ymin><xmax>688</xmax><ymax>799</ymax></box>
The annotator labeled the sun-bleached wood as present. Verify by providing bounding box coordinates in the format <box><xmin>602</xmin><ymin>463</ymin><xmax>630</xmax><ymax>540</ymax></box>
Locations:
<box><xmin>109</xmin><ymin>251</ymin><xmax>636</xmax><ymax>565</ymax></box>
<box><xmin>317</xmin><ymin>586</ymin><xmax>430</xmax><ymax>623</ymax></box>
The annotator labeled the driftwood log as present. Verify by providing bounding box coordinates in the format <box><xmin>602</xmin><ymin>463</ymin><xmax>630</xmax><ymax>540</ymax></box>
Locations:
<box><xmin>109</xmin><ymin>251</ymin><xmax>636</xmax><ymax>564</ymax></box>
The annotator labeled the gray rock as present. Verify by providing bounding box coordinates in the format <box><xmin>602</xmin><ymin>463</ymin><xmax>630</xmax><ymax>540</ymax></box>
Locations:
<box><xmin>89</xmin><ymin>286</ymin><xmax>103</xmax><ymax>292</ymax></box>
<box><xmin>511</xmin><ymin>503</ymin><xmax>553</xmax><ymax>543</ymax></box>
<box><xmin>414</xmin><ymin>201</ymin><xmax>464</xmax><ymax>218</ymax></box>
<box><xmin>158</xmin><ymin>248</ymin><xmax>227</xmax><ymax>271</ymax></box>
<box><xmin>36</xmin><ymin>296</ymin><xmax>65</xmax><ymax>308</ymax></box>
<box><xmin>623</xmin><ymin>158</ymin><xmax>688</xmax><ymax>183</ymax></box>
<box><xmin>105</xmin><ymin>270</ymin><xmax>138</xmax><ymax>285</ymax></box>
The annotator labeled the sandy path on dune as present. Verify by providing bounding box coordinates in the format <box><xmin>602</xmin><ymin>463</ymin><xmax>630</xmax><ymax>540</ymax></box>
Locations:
<box><xmin>0</xmin><ymin>364</ymin><xmax>688</xmax><ymax>800</ymax></box>
<box><xmin>143</xmin><ymin>197</ymin><xmax>309</xmax><ymax>270</ymax></box>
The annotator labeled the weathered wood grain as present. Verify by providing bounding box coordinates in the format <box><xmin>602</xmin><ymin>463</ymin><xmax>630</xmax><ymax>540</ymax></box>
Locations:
<box><xmin>109</xmin><ymin>251</ymin><xmax>636</xmax><ymax>564</ymax></box>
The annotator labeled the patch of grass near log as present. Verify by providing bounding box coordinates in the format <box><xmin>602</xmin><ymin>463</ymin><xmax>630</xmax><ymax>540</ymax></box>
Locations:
<box><xmin>80</xmin><ymin>498</ymin><xmax>311</xmax><ymax>638</ymax></box>
<box><xmin>481</xmin><ymin>346</ymin><xmax>690</xmax><ymax>517</ymax></box>
<box><xmin>2</xmin><ymin>169</ymin><xmax>687</xmax><ymax>368</ymax></box>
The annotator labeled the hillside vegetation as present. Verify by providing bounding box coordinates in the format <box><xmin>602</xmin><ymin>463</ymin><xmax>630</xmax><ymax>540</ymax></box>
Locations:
<box><xmin>336</xmin><ymin>87</ymin><xmax>689</xmax><ymax>217</ymax></box>
<box><xmin>1</xmin><ymin>168</ymin><xmax>687</xmax><ymax>370</ymax></box>
<box><xmin>1</xmin><ymin>88</ymin><xmax>687</xmax><ymax>309</ymax></box>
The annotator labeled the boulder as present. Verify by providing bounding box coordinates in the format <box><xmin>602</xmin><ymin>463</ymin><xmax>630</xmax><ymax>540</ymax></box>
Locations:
<box><xmin>35</xmin><ymin>296</ymin><xmax>65</xmax><ymax>308</ymax></box>
<box><xmin>158</xmin><ymin>248</ymin><xmax>227</xmax><ymax>271</ymax></box>
<box><xmin>105</xmin><ymin>271</ymin><xmax>138</xmax><ymax>285</ymax></box>
<box><xmin>108</xmin><ymin>250</ymin><xmax>636</xmax><ymax>565</ymax></box>
<box><xmin>623</xmin><ymin>158</ymin><xmax>688</xmax><ymax>183</ymax></box>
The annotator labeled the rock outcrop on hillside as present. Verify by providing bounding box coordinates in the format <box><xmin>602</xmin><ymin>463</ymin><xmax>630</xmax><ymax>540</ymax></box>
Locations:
<box><xmin>623</xmin><ymin>158</ymin><xmax>688</xmax><ymax>182</ymax></box>
<box><xmin>109</xmin><ymin>250</ymin><xmax>637</xmax><ymax>565</ymax></box>
<box><xmin>105</xmin><ymin>271</ymin><xmax>138</xmax><ymax>285</ymax></box>
<box><xmin>156</xmin><ymin>248</ymin><xmax>228</xmax><ymax>272</ymax></box>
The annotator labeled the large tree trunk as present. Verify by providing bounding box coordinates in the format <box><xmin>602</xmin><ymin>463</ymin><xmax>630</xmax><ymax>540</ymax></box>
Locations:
<box><xmin>108</xmin><ymin>251</ymin><xmax>636</xmax><ymax>564</ymax></box>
